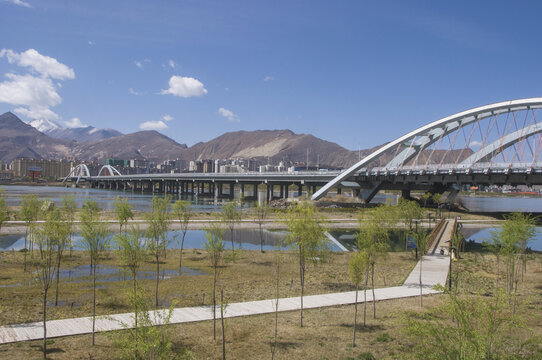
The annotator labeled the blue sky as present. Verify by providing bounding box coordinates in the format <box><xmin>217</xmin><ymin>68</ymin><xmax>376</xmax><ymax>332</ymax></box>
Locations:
<box><xmin>1</xmin><ymin>0</ymin><xmax>541</xmax><ymax>150</ymax></box>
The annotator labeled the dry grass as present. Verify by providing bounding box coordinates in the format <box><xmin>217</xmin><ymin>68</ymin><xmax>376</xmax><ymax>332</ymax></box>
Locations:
<box><xmin>1</xmin><ymin>245</ymin><xmax>541</xmax><ymax>359</ymax></box>
<box><xmin>0</xmin><ymin>249</ymin><xmax>415</xmax><ymax>325</ymax></box>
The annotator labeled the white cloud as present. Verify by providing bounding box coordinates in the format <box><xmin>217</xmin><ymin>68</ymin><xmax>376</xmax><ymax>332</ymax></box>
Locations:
<box><xmin>134</xmin><ymin>61</ymin><xmax>143</xmax><ymax>69</ymax></box>
<box><xmin>64</xmin><ymin>117</ymin><xmax>87</xmax><ymax>128</ymax></box>
<box><xmin>87</xmin><ymin>40</ymin><xmax>95</xmax><ymax>45</ymax></box>
<box><xmin>6</xmin><ymin>0</ymin><xmax>32</xmax><ymax>8</ymax></box>
<box><xmin>161</xmin><ymin>114</ymin><xmax>173</xmax><ymax>122</ymax></box>
<box><xmin>139</xmin><ymin>120</ymin><xmax>168</xmax><ymax>130</ymax></box>
<box><xmin>0</xmin><ymin>48</ymin><xmax>74</xmax><ymax>80</ymax></box>
<box><xmin>14</xmin><ymin>106</ymin><xmax>59</xmax><ymax>121</ymax></box>
<box><xmin>469</xmin><ymin>140</ymin><xmax>483</xmax><ymax>148</ymax></box>
<box><xmin>168</xmin><ymin>59</ymin><xmax>176</xmax><ymax>69</ymax></box>
<box><xmin>0</xmin><ymin>73</ymin><xmax>61</xmax><ymax>109</ymax></box>
<box><xmin>128</xmin><ymin>87</ymin><xmax>140</xmax><ymax>96</ymax></box>
<box><xmin>218</xmin><ymin>107</ymin><xmax>240</xmax><ymax>122</ymax></box>
<box><xmin>0</xmin><ymin>49</ymin><xmax>74</xmax><ymax>123</ymax></box>
<box><xmin>160</xmin><ymin>75</ymin><xmax>207</xmax><ymax>98</ymax></box>
<box><xmin>264</xmin><ymin>75</ymin><xmax>274</xmax><ymax>82</ymax></box>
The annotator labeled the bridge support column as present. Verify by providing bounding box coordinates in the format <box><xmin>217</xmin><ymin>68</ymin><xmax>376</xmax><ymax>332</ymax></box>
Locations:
<box><xmin>298</xmin><ymin>184</ymin><xmax>303</xmax><ymax>197</ymax></box>
<box><xmin>266</xmin><ymin>183</ymin><xmax>272</xmax><ymax>203</ymax></box>
<box><xmin>240</xmin><ymin>183</ymin><xmax>245</xmax><ymax>198</ymax></box>
<box><xmin>229</xmin><ymin>183</ymin><xmax>234</xmax><ymax>199</ymax></box>
<box><xmin>284</xmin><ymin>184</ymin><xmax>289</xmax><ymax>199</ymax></box>
<box><xmin>401</xmin><ymin>189</ymin><xmax>411</xmax><ymax>200</ymax></box>
<box><xmin>337</xmin><ymin>187</ymin><xmax>342</xmax><ymax>195</ymax></box>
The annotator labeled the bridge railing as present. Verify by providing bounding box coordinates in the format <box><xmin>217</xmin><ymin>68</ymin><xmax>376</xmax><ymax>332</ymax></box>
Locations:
<box><xmin>353</xmin><ymin>162</ymin><xmax>542</xmax><ymax>176</ymax></box>
<box><xmin>426</xmin><ymin>218</ymin><xmax>447</xmax><ymax>255</ymax></box>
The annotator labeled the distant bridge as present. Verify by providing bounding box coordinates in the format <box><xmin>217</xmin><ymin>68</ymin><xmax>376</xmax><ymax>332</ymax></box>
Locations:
<box><xmin>64</xmin><ymin>98</ymin><xmax>542</xmax><ymax>202</ymax></box>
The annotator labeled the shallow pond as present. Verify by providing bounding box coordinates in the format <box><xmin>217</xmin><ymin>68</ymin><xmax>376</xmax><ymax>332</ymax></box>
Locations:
<box><xmin>460</xmin><ymin>226</ymin><xmax>542</xmax><ymax>251</ymax></box>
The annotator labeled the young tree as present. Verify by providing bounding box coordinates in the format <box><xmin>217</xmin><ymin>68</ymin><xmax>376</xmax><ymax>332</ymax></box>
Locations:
<box><xmin>53</xmin><ymin>209</ymin><xmax>71</xmax><ymax>307</ymax></box>
<box><xmin>488</xmin><ymin>212</ymin><xmax>536</xmax><ymax>295</ymax></box>
<box><xmin>421</xmin><ymin>192</ymin><xmax>432</xmax><ymax>208</ymax></box>
<box><xmin>220</xmin><ymin>289</ymin><xmax>227</xmax><ymax>360</ymax></box>
<box><xmin>349</xmin><ymin>250</ymin><xmax>370</xmax><ymax>347</ymax></box>
<box><xmin>114</xmin><ymin>196</ymin><xmax>134</xmax><ymax>235</ymax></box>
<box><xmin>34</xmin><ymin>207</ymin><xmax>69</xmax><ymax>359</ymax></box>
<box><xmin>221</xmin><ymin>201</ymin><xmax>241</xmax><ymax>251</ymax></box>
<box><xmin>405</xmin><ymin>289</ymin><xmax>538</xmax><ymax>359</ymax></box>
<box><xmin>411</xmin><ymin>228</ymin><xmax>431</xmax><ymax>307</ymax></box>
<box><xmin>80</xmin><ymin>199</ymin><xmax>111</xmax><ymax>345</ymax></box>
<box><xmin>61</xmin><ymin>196</ymin><xmax>76</xmax><ymax>257</ymax></box>
<box><xmin>20</xmin><ymin>194</ymin><xmax>40</xmax><ymax>271</ymax></box>
<box><xmin>203</xmin><ymin>223</ymin><xmax>226</xmax><ymax>340</ymax></box>
<box><xmin>146</xmin><ymin>196</ymin><xmax>171</xmax><ymax>308</ymax></box>
<box><xmin>357</xmin><ymin>206</ymin><xmax>392</xmax><ymax>319</ymax></box>
<box><xmin>254</xmin><ymin>202</ymin><xmax>269</xmax><ymax>252</ymax></box>
<box><xmin>0</xmin><ymin>189</ymin><xmax>10</xmax><ymax>235</ymax></box>
<box><xmin>116</xmin><ymin>226</ymin><xmax>147</xmax><ymax>347</ymax></box>
<box><xmin>270</xmin><ymin>250</ymin><xmax>283</xmax><ymax>360</ymax></box>
<box><xmin>284</xmin><ymin>201</ymin><xmax>328</xmax><ymax>327</ymax></box>
<box><xmin>172</xmin><ymin>199</ymin><xmax>192</xmax><ymax>270</ymax></box>
<box><xmin>397</xmin><ymin>199</ymin><xmax>423</xmax><ymax>249</ymax></box>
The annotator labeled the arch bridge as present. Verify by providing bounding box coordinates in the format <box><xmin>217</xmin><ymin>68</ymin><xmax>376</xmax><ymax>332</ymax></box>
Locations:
<box><xmin>63</xmin><ymin>98</ymin><xmax>542</xmax><ymax>203</ymax></box>
<box><xmin>312</xmin><ymin>98</ymin><xmax>542</xmax><ymax>201</ymax></box>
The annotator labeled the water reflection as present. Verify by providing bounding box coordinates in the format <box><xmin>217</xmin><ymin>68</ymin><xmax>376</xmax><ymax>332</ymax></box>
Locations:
<box><xmin>0</xmin><ymin>185</ymin><xmax>397</xmax><ymax>212</ymax></box>
<box><xmin>461</xmin><ymin>226</ymin><xmax>542</xmax><ymax>251</ymax></box>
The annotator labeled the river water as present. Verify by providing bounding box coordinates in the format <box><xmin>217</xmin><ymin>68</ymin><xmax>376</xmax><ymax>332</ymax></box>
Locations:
<box><xmin>0</xmin><ymin>184</ymin><xmax>399</xmax><ymax>212</ymax></box>
<box><xmin>2</xmin><ymin>185</ymin><xmax>541</xmax><ymax>251</ymax></box>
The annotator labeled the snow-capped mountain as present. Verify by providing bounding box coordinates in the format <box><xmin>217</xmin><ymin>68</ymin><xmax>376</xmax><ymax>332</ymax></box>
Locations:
<box><xmin>28</xmin><ymin>118</ymin><xmax>61</xmax><ymax>133</ymax></box>
<box><xmin>47</xmin><ymin>126</ymin><xmax>123</xmax><ymax>142</ymax></box>
<box><xmin>27</xmin><ymin>118</ymin><xmax>123</xmax><ymax>142</ymax></box>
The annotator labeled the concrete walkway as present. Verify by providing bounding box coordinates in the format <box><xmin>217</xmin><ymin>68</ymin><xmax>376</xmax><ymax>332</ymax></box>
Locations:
<box><xmin>0</xmin><ymin>222</ymin><xmax>452</xmax><ymax>345</ymax></box>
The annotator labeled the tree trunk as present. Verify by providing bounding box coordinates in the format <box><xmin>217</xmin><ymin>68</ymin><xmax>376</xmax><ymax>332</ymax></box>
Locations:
<box><xmin>92</xmin><ymin>263</ymin><xmax>97</xmax><ymax>345</ymax></box>
<box><xmin>221</xmin><ymin>289</ymin><xmax>226</xmax><ymax>360</ymax></box>
<box><xmin>213</xmin><ymin>269</ymin><xmax>217</xmax><ymax>340</ymax></box>
<box><xmin>155</xmin><ymin>253</ymin><xmax>160</xmax><ymax>308</ymax></box>
<box><xmin>133</xmin><ymin>276</ymin><xmax>138</xmax><ymax>345</ymax></box>
<box><xmin>371</xmin><ymin>262</ymin><xmax>376</xmax><ymax>319</ymax></box>
<box><xmin>55</xmin><ymin>253</ymin><xmax>61</xmax><ymax>306</ymax></box>
<box><xmin>419</xmin><ymin>258</ymin><xmax>423</xmax><ymax>307</ymax></box>
<box><xmin>363</xmin><ymin>272</ymin><xmax>368</xmax><ymax>327</ymax></box>
<box><xmin>43</xmin><ymin>287</ymin><xmax>48</xmax><ymax>360</ymax></box>
<box><xmin>179</xmin><ymin>233</ymin><xmax>186</xmax><ymax>271</ymax></box>
<box><xmin>24</xmin><ymin>227</ymin><xmax>28</xmax><ymax>272</ymax></box>
<box><xmin>271</xmin><ymin>253</ymin><xmax>280</xmax><ymax>360</ymax></box>
<box><xmin>299</xmin><ymin>258</ymin><xmax>304</xmax><ymax>328</ymax></box>
<box><xmin>259</xmin><ymin>224</ymin><xmax>263</xmax><ymax>253</ymax></box>
<box><xmin>353</xmin><ymin>283</ymin><xmax>359</xmax><ymax>347</ymax></box>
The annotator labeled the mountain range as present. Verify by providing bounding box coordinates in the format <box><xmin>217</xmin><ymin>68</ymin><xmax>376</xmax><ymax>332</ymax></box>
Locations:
<box><xmin>29</xmin><ymin>118</ymin><xmax>123</xmax><ymax>142</ymax></box>
<box><xmin>0</xmin><ymin>112</ymin><xmax>472</xmax><ymax>169</ymax></box>
<box><xmin>0</xmin><ymin>112</ymin><xmax>361</xmax><ymax>167</ymax></box>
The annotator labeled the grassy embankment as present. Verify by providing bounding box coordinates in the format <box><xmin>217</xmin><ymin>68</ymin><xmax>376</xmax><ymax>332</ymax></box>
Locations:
<box><xmin>0</xmin><ymin>248</ymin><xmax>541</xmax><ymax>359</ymax></box>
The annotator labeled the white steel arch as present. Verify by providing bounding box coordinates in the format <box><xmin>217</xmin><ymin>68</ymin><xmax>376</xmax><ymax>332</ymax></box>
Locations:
<box><xmin>97</xmin><ymin>165</ymin><xmax>122</xmax><ymax>177</ymax></box>
<box><xmin>63</xmin><ymin>164</ymin><xmax>91</xmax><ymax>185</ymax></box>
<box><xmin>312</xmin><ymin>97</ymin><xmax>542</xmax><ymax>200</ymax></box>
<box><xmin>462</xmin><ymin>122</ymin><xmax>542</xmax><ymax>165</ymax></box>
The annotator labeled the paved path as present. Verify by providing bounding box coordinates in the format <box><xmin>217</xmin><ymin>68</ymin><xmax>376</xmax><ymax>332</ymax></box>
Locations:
<box><xmin>0</xmin><ymin>222</ymin><xmax>452</xmax><ymax>345</ymax></box>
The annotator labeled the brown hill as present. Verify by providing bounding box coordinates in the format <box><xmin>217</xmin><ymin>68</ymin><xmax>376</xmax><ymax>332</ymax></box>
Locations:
<box><xmin>0</xmin><ymin>112</ymin><xmax>472</xmax><ymax>168</ymax></box>
<box><xmin>181</xmin><ymin>130</ymin><xmax>360</xmax><ymax>168</ymax></box>
<box><xmin>0</xmin><ymin>112</ymin><xmax>72</xmax><ymax>162</ymax></box>
<box><xmin>72</xmin><ymin>131</ymin><xmax>188</xmax><ymax>162</ymax></box>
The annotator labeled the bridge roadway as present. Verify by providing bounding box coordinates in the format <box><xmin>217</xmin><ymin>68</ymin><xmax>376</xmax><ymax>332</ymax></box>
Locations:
<box><xmin>72</xmin><ymin>162</ymin><xmax>542</xmax><ymax>202</ymax></box>
<box><xmin>79</xmin><ymin>171</ymin><xmax>343</xmax><ymax>200</ymax></box>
